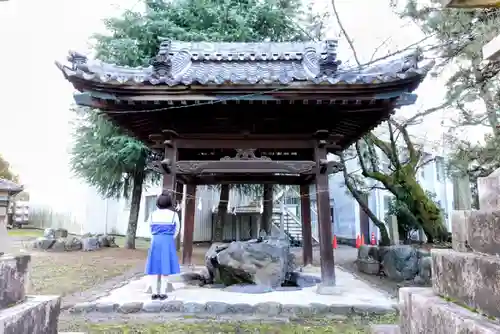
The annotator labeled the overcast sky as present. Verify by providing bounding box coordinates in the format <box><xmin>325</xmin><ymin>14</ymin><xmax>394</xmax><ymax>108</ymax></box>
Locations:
<box><xmin>0</xmin><ymin>0</ymin><xmax>461</xmax><ymax>208</ymax></box>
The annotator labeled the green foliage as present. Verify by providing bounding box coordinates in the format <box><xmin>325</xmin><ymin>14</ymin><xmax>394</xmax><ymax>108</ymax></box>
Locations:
<box><xmin>70</xmin><ymin>0</ymin><xmax>317</xmax><ymax>246</ymax></box>
<box><xmin>93</xmin><ymin>0</ymin><xmax>309</xmax><ymax>67</ymax></box>
<box><xmin>393</xmin><ymin>1</ymin><xmax>500</xmax><ymax>195</ymax></box>
<box><xmin>0</xmin><ymin>154</ymin><xmax>19</xmax><ymax>183</ymax></box>
<box><xmin>70</xmin><ymin>107</ymin><xmax>154</xmax><ymax>199</ymax></box>
<box><xmin>387</xmin><ymin>190</ymin><xmax>446</xmax><ymax>241</ymax></box>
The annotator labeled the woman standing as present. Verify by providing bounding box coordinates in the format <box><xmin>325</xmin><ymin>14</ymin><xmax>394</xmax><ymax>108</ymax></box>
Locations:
<box><xmin>145</xmin><ymin>192</ymin><xmax>181</xmax><ymax>300</ymax></box>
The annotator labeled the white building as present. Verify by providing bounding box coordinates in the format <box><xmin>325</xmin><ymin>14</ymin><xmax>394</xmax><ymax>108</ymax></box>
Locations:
<box><xmin>29</xmin><ymin>145</ymin><xmax>453</xmax><ymax>247</ymax></box>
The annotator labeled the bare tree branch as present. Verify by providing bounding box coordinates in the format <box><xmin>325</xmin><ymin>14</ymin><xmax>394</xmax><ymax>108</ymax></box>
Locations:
<box><xmin>388</xmin><ymin>121</ymin><xmax>401</xmax><ymax>170</ymax></box>
<box><xmin>331</xmin><ymin>0</ymin><xmax>362</xmax><ymax>67</ymax></box>
<box><xmin>390</xmin><ymin>119</ymin><xmax>420</xmax><ymax>167</ymax></box>
<box><xmin>370</xmin><ymin>35</ymin><xmax>393</xmax><ymax>62</ymax></box>
<box><xmin>403</xmin><ymin>101</ymin><xmax>450</xmax><ymax>126</ymax></box>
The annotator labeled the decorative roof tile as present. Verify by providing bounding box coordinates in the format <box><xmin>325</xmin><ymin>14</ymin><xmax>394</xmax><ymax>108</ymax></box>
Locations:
<box><xmin>56</xmin><ymin>40</ymin><xmax>433</xmax><ymax>87</ymax></box>
<box><xmin>0</xmin><ymin>179</ymin><xmax>23</xmax><ymax>194</ymax></box>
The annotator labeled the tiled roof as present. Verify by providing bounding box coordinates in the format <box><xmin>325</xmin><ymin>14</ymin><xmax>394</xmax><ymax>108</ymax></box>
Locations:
<box><xmin>0</xmin><ymin>179</ymin><xmax>23</xmax><ymax>194</ymax></box>
<box><xmin>55</xmin><ymin>40</ymin><xmax>434</xmax><ymax>87</ymax></box>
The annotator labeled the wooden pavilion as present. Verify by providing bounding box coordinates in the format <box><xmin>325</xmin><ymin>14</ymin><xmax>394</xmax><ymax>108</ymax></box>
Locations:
<box><xmin>56</xmin><ymin>40</ymin><xmax>431</xmax><ymax>288</ymax></box>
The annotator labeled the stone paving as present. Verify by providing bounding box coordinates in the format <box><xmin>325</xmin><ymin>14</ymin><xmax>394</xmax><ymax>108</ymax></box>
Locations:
<box><xmin>69</xmin><ymin>266</ymin><xmax>397</xmax><ymax>316</ymax></box>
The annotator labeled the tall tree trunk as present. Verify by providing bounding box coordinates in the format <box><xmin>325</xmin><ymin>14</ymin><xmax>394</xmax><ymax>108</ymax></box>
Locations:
<box><xmin>214</xmin><ymin>184</ymin><xmax>229</xmax><ymax>242</ymax></box>
<box><xmin>397</xmin><ymin>180</ymin><xmax>446</xmax><ymax>243</ymax></box>
<box><xmin>381</xmin><ymin>168</ymin><xmax>447</xmax><ymax>243</ymax></box>
<box><xmin>345</xmin><ymin>182</ymin><xmax>391</xmax><ymax>246</ymax></box>
<box><xmin>125</xmin><ymin>170</ymin><xmax>145</xmax><ymax>249</ymax></box>
<box><xmin>340</xmin><ymin>154</ymin><xmax>391</xmax><ymax>245</ymax></box>
<box><xmin>261</xmin><ymin>184</ymin><xmax>273</xmax><ymax>235</ymax></box>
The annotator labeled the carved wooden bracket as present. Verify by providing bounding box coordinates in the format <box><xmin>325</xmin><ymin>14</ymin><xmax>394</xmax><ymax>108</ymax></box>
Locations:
<box><xmin>176</xmin><ymin>160</ymin><xmax>316</xmax><ymax>175</ymax></box>
<box><xmin>161</xmin><ymin>158</ymin><xmax>172</xmax><ymax>174</ymax></box>
<box><xmin>318</xmin><ymin>160</ymin><xmax>344</xmax><ymax>174</ymax></box>
<box><xmin>220</xmin><ymin>148</ymin><xmax>271</xmax><ymax>161</ymax></box>
<box><xmin>314</xmin><ymin>131</ymin><xmax>343</xmax><ymax>150</ymax></box>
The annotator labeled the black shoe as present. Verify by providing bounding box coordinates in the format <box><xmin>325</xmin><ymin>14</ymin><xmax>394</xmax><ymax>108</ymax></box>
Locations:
<box><xmin>151</xmin><ymin>294</ymin><xmax>160</xmax><ymax>300</ymax></box>
<box><xmin>159</xmin><ymin>294</ymin><xmax>168</xmax><ymax>300</ymax></box>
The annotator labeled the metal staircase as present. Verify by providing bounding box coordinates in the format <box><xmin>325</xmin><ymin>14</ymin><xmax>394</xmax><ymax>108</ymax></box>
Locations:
<box><xmin>269</xmin><ymin>186</ymin><xmax>319</xmax><ymax>246</ymax></box>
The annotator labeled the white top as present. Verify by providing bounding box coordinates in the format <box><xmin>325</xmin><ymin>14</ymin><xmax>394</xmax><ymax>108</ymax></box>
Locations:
<box><xmin>148</xmin><ymin>209</ymin><xmax>180</xmax><ymax>238</ymax></box>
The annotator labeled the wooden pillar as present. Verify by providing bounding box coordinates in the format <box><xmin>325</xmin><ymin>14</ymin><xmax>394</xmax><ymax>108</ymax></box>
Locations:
<box><xmin>261</xmin><ymin>184</ymin><xmax>273</xmax><ymax>235</ymax></box>
<box><xmin>175</xmin><ymin>181</ymin><xmax>183</xmax><ymax>251</ymax></box>
<box><xmin>315</xmin><ymin>144</ymin><xmax>335</xmax><ymax>286</ymax></box>
<box><xmin>300</xmin><ymin>184</ymin><xmax>313</xmax><ymax>266</ymax></box>
<box><xmin>162</xmin><ymin>139</ymin><xmax>177</xmax><ymax>195</ymax></box>
<box><xmin>182</xmin><ymin>184</ymin><xmax>196</xmax><ymax>265</ymax></box>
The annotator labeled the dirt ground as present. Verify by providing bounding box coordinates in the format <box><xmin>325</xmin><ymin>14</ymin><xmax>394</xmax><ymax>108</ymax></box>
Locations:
<box><xmin>8</xmin><ymin>229</ymin><xmax>396</xmax><ymax>302</ymax></box>
<box><xmin>7</xmin><ymin>229</ymin><xmax>213</xmax><ymax>297</ymax></box>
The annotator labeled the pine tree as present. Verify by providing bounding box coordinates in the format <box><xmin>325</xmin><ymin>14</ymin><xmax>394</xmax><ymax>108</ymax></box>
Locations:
<box><xmin>71</xmin><ymin>0</ymin><xmax>311</xmax><ymax>248</ymax></box>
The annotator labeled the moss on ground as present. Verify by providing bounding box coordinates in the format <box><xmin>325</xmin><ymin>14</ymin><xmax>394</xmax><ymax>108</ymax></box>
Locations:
<box><xmin>60</xmin><ymin>314</ymin><xmax>398</xmax><ymax>333</ymax></box>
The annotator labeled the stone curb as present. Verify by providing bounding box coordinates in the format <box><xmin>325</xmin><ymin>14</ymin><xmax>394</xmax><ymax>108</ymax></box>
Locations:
<box><xmin>69</xmin><ymin>300</ymin><xmax>398</xmax><ymax>316</ymax></box>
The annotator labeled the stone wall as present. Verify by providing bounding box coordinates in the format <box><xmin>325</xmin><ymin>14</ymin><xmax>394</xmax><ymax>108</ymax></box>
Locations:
<box><xmin>371</xmin><ymin>169</ymin><xmax>500</xmax><ymax>334</ymax></box>
<box><xmin>0</xmin><ymin>254</ymin><xmax>61</xmax><ymax>333</ymax></box>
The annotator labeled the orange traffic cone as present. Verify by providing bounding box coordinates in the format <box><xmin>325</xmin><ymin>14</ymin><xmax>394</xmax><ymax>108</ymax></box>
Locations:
<box><xmin>355</xmin><ymin>235</ymin><xmax>361</xmax><ymax>248</ymax></box>
<box><xmin>361</xmin><ymin>234</ymin><xmax>365</xmax><ymax>246</ymax></box>
<box><xmin>371</xmin><ymin>232</ymin><xmax>376</xmax><ymax>245</ymax></box>
<box><xmin>332</xmin><ymin>235</ymin><xmax>337</xmax><ymax>249</ymax></box>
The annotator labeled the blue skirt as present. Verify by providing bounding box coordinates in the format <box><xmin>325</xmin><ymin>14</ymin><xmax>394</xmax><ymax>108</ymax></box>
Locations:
<box><xmin>145</xmin><ymin>234</ymin><xmax>180</xmax><ymax>276</ymax></box>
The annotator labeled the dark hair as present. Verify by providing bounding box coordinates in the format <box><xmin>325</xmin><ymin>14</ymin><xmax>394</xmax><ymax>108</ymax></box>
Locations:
<box><xmin>156</xmin><ymin>192</ymin><xmax>173</xmax><ymax>210</ymax></box>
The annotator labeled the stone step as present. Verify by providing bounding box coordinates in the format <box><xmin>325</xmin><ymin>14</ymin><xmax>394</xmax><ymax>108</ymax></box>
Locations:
<box><xmin>70</xmin><ymin>299</ymin><xmax>398</xmax><ymax>316</ymax></box>
<box><xmin>370</xmin><ymin>324</ymin><xmax>400</xmax><ymax>334</ymax></box>
<box><xmin>465</xmin><ymin>210</ymin><xmax>500</xmax><ymax>256</ymax></box>
<box><xmin>0</xmin><ymin>254</ymin><xmax>30</xmax><ymax>308</ymax></box>
<box><xmin>431</xmin><ymin>249</ymin><xmax>500</xmax><ymax>319</ymax></box>
<box><xmin>0</xmin><ymin>295</ymin><xmax>61</xmax><ymax>334</ymax></box>
<box><xmin>400</xmin><ymin>287</ymin><xmax>500</xmax><ymax>334</ymax></box>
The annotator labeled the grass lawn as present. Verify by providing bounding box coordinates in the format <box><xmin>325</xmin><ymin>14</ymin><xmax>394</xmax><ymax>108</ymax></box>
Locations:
<box><xmin>28</xmin><ymin>247</ymin><xmax>148</xmax><ymax>295</ymax></box>
<box><xmin>7</xmin><ymin>228</ymin><xmax>43</xmax><ymax>238</ymax></box>
<box><xmin>59</xmin><ymin>315</ymin><xmax>398</xmax><ymax>333</ymax></box>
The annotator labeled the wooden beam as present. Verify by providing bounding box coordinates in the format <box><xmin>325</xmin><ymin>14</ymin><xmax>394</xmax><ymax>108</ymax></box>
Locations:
<box><xmin>176</xmin><ymin>160</ymin><xmax>317</xmax><ymax>175</ymax></box>
<box><xmin>189</xmin><ymin>174</ymin><xmax>313</xmax><ymax>185</ymax></box>
<box><xmin>175</xmin><ymin>139</ymin><xmax>316</xmax><ymax>149</ymax></box>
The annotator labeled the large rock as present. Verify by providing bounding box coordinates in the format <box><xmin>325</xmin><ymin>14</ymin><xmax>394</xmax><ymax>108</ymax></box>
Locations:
<box><xmin>97</xmin><ymin>235</ymin><xmax>117</xmax><ymax>248</ymax></box>
<box><xmin>357</xmin><ymin>245</ymin><xmax>382</xmax><ymax>275</ymax></box>
<box><xmin>382</xmin><ymin>245</ymin><xmax>418</xmax><ymax>282</ymax></box>
<box><xmin>413</xmin><ymin>256</ymin><xmax>432</xmax><ymax>286</ymax></box>
<box><xmin>54</xmin><ymin>228</ymin><xmax>68</xmax><ymax>238</ymax></box>
<box><xmin>51</xmin><ymin>237</ymin><xmax>82</xmax><ymax>252</ymax></box>
<box><xmin>432</xmin><ymin>249</ymin><xmax>500</xmax><ymax>319</ymax></box>
<box><xmin>466</xmin><ymin>210</ymin><xmax>500</xmax><ymax>256</ymax></box>
<box><xmin>358</xmin><ymin>245</ymin><xmax>380</xmax><ymax>261</ymax></box>
<box><xmin>207</xmin><ymin>238</ymin><xmax>295</xmax><ymax>288</ymax></box>
<box><xmin>63</xmin><ymin>236</ymin><xmax>83</xmax><ymax>251</ymax></box>
<box><xmin>32</xmin><ymin>237</ymin><xmax>55</xmax><ymax>250</ymax></box>
<box><xmin>0</xmin><ymin>254</ymin><xmax>30</xmax><ymax>308</ymax></box>
<box><xmin>82</xmin><ymin>237</ymin><xmax>100</xmax><ymax>251</ymax></box>
<box><xmin>399</xmin><ymin>287</ymin><xmax>500</xmax><ymax>334</ymax></box>
<box><xmin>43</xmin><ymin>228</ymin><xmax>56</xmax><ymax>239</ymax></box>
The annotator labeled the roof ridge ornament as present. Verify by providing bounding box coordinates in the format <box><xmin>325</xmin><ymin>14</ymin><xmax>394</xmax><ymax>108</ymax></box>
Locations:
<box><xmin>67</xmin><ymin>51</ymin><xmax>88</xmax><ymax>71</ymax></box>
<box><xmin>318</xmin><ymin>40</ymin><xmax>341</xmax><ymax>77</ymax></box>
<box><xmin>151</xmin><ymin>39</ymin><xmax>173</xmax><ymax>79</ymax></box>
